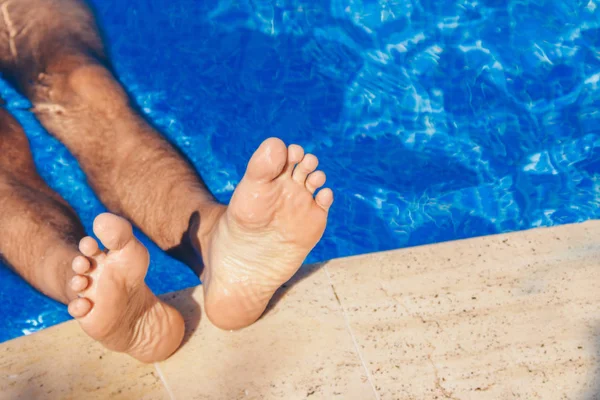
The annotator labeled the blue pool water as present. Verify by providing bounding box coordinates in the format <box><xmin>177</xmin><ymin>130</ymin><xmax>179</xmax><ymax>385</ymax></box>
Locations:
<box><xmin>1</xmin><ymin>0</ymin><xmax>599</xmax><ymax>342</ymax></box>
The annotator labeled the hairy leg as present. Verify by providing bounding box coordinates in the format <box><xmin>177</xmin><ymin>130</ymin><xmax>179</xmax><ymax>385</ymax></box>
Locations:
<box><xmin>0</xmin><ymin>106</ymin><xmax>184</xmax><ymax>362</ymax></box>
<box><xmin>0</xmin><ymin>106</ymin><xmax>83</xmax><ymax>304</ymax></box>
<box><xmin>0</xmin><ymin>0</ymin><xmax>333</xmax><ymax>331</ymax></box>
<box><xmin>0</xmin><ymin>0</ymin><xmax>216</xmax><ymax>260</ymax></box>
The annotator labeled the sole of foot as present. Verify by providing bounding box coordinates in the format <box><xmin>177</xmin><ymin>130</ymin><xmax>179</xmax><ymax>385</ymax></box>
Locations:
<box><xmin>67</xmin><ymin>213</ymin><xmax>185</xmax><ymax>363</ymax></box>
<box><xmin>196</xmin><ymin>138</ymin><xmax>333</xmax><ymax>330</ymax></box>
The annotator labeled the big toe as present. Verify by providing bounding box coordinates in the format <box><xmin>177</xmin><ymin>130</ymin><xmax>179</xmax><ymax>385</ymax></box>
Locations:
<box><xmin>93</xmin><ymin>213</ymin><xmax>135</xmax><ymax>251</ymax></box>
<box><xmin>245</xmin><ymin>137</ymin><xmax>288</xmax><ymax>182</ymax></box>
<box><xmin>93</xmin><ymin>213</ymin><xmax>149</xmax><ymax>274</ymax></box>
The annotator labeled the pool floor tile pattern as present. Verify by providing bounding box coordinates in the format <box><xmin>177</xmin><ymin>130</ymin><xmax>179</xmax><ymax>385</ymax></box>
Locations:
<box><xmin>156</xmin><ymin>264</ymin><xmax>375</xmax><ymax>399</ymax></box>
<box><xmin>326</xmin><ymin>222</ymin><xmax>600</xmax><ymax>399</ymax></box>
<box><xmin>1</xmin><ymin>222</ymin><xmax>599</xmax><ymax>399</ymax></box>
<box><xmin>0</xmin><ymin>321</ymin><xmax>167</xmax><ymax>399</ymax></box>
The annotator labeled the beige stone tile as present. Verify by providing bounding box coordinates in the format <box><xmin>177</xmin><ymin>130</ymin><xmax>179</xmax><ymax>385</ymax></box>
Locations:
<box><xmin>0</xmin><ymin>320</ymin><xmax>168</xmax><ymax>400</ymax></box>
<box><xmin>158</xmin><ymin>264</ymin><xmax>376</xmax><ymax>400</ymax></box>
<box><xmin>327</xmin><ymin>222</ymin><xmax>600</xmax><ymax>399</ymax></box>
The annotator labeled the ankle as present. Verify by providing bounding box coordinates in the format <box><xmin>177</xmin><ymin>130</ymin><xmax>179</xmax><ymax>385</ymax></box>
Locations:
<box><xmin>187</xmin><ymin>202</ymin><xmax>225</xmax><ymax>259</ymax></box>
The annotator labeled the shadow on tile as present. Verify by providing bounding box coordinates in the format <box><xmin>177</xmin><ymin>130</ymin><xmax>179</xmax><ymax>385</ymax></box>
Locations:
<box><xmin>161</xmin><ymin>261</ymin><xmax>327</xmax><ymax>350</ymax></box>
<box><xmin>160</xmin><ymin>288</ymin><xmax>202</xmax><ymax>348</ymax></box>
<box><xmin>11</xmin><ymin>380</ymin><xmax>40</xmax><ymax>400</ymax></box>
<box><xmin>262</xmin><ymin>261</ymin><xmax>328</xmax><ymax>318</ymax></box>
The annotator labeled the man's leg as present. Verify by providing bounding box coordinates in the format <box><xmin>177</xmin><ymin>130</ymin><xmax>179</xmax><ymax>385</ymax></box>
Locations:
<box><xmin>0</xmin><ymin>0</ymin><xmax>217</xmax><ymax>255</ymax></box>
<box><xmin>0</xmin><ymin>106</ymin><xmax>184</xmax><ymax>362</ymax></box>
<box><xmin>0</xmin><ymin>107</ymin><xmax>83</xmax><ymax>304</ymax></box>
<box><xmin>1</xmin><ymin>0</ymin><xmax>334</xmax><ymax>331</ymax></box>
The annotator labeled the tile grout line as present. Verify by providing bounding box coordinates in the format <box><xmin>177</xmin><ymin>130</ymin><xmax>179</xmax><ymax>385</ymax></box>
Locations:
<box><xmin>324</xmin><ymin>265</ymin><xmax>381</xmax><ymax>400</ymax></box>
<box><xmin>154</xmin><ymin>362</ymin><xmax>176</xmax><ymax>400</ymax></box>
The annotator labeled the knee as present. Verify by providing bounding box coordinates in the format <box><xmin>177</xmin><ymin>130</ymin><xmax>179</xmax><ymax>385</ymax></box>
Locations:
<box><xmin>36</xmin><ymin>61</ymin><xmax>129</xmax><ymax>115</ymax></box>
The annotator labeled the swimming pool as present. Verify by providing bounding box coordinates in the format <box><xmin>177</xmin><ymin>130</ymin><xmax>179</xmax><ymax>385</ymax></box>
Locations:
<box><xmin>1</xmin><ymin>0</ymin><xmax>599</xmax><ymax>342</ymax></box>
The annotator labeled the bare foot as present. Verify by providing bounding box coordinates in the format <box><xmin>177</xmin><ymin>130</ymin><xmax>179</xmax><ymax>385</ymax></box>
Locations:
<box><xmin>67</xmin><ymin>213</ymin><xmax>184</xmax><ymax>363</ymax></box>
<box><xmin>196</xmin><ymin>138</ymin><xmax>334</xmax><ymax>330</ymax></box>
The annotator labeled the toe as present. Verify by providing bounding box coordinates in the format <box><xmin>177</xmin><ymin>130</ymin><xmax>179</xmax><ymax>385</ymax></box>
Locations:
<box><xmin>70</xmin><ymin>275</ymin><xmax>90</xmax><ymax>292</ymax></box>
<box><xmin>292</xmin><ymin>154</ymin><xmax>319</xmax><ymax>184</ymax></box>
<box><xmin>306</xmin><ymin>171</ymin><xmax>326</xmax><ymax>194</ymax></box>
<box><xmin>72</xmin><ymin>255</ymin><xmax>91</xmax><ymax>274</ymax></box>
<box><xmin>79</xmin><ymin>237</ymin><xmax>100</xmax><ymax>258</ymax></box>
<box><xmin>94</xmin><ymin>213</ymin><xmax>150</xmax><ymax>273</ymax></box>
<box><xmin>245</xmin><ymin>137</ymin><xmax>288</xmax><ymax>182</ymax></box>
<box><xmin>93</xmin><ymin>213</ymin><xmax>134</xmax><ymax>251</ymax></box>
<box><xmin>68</xmin><ymin>297</ymin><xmax>93</xmax><ymax>318</ymax></box>
<box><xmin>283</xmin><ymin>144</ymin><xmax>304</xmax><ymax>175</ymax></box>
<box><xmin>315</xmin><ymin>188</ymin><xmax>334</xmax><ymax>211</ymax></box>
